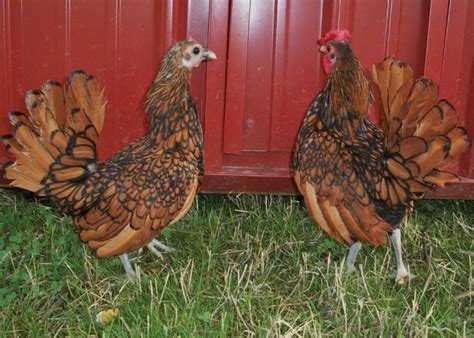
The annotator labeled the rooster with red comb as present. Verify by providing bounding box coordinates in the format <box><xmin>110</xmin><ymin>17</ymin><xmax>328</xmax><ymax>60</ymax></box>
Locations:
<box><xmin>293</xmin><ymin>29</ymin><xmax>471</xmax><ymax>283</ymax></box>
<box><xmin>317</xmin><ymin>29</ymin><xmax>352</xmax><ymax>74</ymax></box>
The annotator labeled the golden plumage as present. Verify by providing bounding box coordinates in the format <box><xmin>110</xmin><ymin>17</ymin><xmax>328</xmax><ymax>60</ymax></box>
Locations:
<box><xmin>294</xmin><ymin>30</ymin><xmax>470</xmax><ymax>282</ymax></box>
<box><xmin>294</xmin><ymin>40</ymin><xmax>471</xmax><ymax>247</ymax></box>
<box><xmin>1</xmin><ymin>40</ymin><xmax>215</xmax><ymax>271</ymax></box>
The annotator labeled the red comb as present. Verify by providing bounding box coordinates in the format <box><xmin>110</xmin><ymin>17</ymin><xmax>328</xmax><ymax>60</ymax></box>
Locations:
<box><xmin>317</xmin><ymin>29</ymin><xmax>351</xmax><ymax>45</ymax></box>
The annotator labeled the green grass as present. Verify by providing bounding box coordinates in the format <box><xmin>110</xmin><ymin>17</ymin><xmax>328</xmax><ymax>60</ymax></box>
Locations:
<box><xmin>0</xmin><ymin>189</ymin><xmax>472</xmax><ymax>336</ymax></box>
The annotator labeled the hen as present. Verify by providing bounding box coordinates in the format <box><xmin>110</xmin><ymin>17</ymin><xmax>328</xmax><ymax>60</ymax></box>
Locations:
<box><xmin>1</xmin><ymin>40</ymin><xmax>216</xmax><ymax>278</ymax></box>
<box><xmin>293</xmin><ymin>30</ymin><xmax>471</xmax><ymax>282</ymax></box>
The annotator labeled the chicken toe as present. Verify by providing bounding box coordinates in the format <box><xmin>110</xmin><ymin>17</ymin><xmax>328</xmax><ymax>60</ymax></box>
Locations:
<box><xmin>147</xmin><ymin>239</ymin><xmax>173</xmax><ymax>259</ymax></box>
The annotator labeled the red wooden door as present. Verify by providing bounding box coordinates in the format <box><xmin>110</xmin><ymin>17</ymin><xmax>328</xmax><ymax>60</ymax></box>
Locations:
<box><xmin>221</xmin><ymin>0</ymin><xmax>323</xmax><ymax>176</ymax></box>
<box><xmin>202</xmin><ymin>0</ymin><xmax>474</xmax><ymax>197</ymax></box>
<box><xmin>1</xmin><ymin>0</ymin><xmax>473</xmax><ymax>198</ymax></box>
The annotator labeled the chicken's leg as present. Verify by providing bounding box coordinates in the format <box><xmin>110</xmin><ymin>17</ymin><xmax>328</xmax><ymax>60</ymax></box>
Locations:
<box><xmin>119</xmin><ymin>253</ymin><xmax>136</xmax><ymax>279</ymax></box>
<box><xmin>389</xmin><ymin>229</ymin><xmax>413</xmax><ymax>283</ymax></box>
<box><xmin>346</xmin><ymin>241</ymin><xmax>362</xmax><ymax>273</ymax></box>
<box><xmin>147</xmin><ymin>239</ymin><xmax>173</xmax><ymax>259</ymax></box>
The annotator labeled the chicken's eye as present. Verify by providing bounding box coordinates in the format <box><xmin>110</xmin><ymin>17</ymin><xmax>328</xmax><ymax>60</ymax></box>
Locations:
<box><xmin>192</xmin><ymin>47</ymin><xmax>200</xmax><ymax>55</ymax></box>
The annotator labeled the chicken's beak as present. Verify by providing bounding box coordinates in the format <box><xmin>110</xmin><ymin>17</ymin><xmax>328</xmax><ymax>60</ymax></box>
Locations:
<box><xmin>319</xmin><ymin>45</ymin><xmax>328</xmax><ymax>53</ymax></box>
<box><xmin>202</xmin><ymin>49</ymin><xmax>217</xmax><ymax>61</ymax></box>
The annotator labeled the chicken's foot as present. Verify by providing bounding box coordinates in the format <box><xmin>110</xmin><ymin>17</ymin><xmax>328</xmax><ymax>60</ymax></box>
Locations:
<box><xmin>389</xmin><ymin>229</ymin><xmax>413</xmax><ymax>283</ymax></box>
<box><xmin>147</xmin><ymin>239</ymin><xmax>173</xmax><ymax>259</ymax></box>
<box><xmin>346</xmin><ymin>241</ymin><xmax>362</xmax><ymax>274</ymax></box>
<box><xmin>119</xmin><ymin>253</ymin><xmax>136</xmax><ymax>279</ymax></box>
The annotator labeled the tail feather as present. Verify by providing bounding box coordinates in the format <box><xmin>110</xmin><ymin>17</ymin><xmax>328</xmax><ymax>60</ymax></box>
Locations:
<box><xmin>12</xmin><ymin>121</ymin><xmax>55</xmax><ymax>171</ymax></box>
<box><xmin>84</xmin><ymin>74</ymin><xmax>106</xmax><ymax>134</ymax></box>
<box><xmin>65</xmin><ymin>70</ymin><xmax>106</xmax><ymax>136</ymax></box>
<box><xmin>8</xmin><ymin>111</ymin><xmax>35</xmax><ymax>131</ymax></box>
<box><xmin>373</xmin><ymin>58</ymin><xmax>471</xmax><ymax>203</ymax></box>
<box><xmin>446</xmin><ymin>127</ymin><xmax>471</xmax><ymax>160</ymax></box>
<box><xmin>424</xmin><ymin>169</ymin><xmax>459</xmax><ymax>187</ymax></box>
<box><xmin>2</xmin><ymin>134</ymin><xmax>22</xmax><ymax>153</ymax></box>
<box><xmin>24</xmin><ymin>91</ymin><xmax>62</xmax><ymax>158</ymax></box>
<box><xmin>414</xmin><ymin>135</ymin><xmax>451</xmax><ymax>177</ymax></box>
<box><xmin>395</xmin><ymin>136</ymin><xmax>427</xmax><ymax>159</ymax></box>
<box><xmin>4</xmin><ymin>168</ymin><xmax>44</xmax><ymax>192</ymax></box>
<box><xmin>42</xmin><ymin>80</ymin><xmax>66</xmax><ymax>129</ymax></box>
<box><xmin>2</xmin><ymin>70</ymin><xmax>106</xmax><ymax>206</ymax></box>
<box><xmin>401</xmin><ymin>78</ymin><xmax>438</xmax><ymax>138</ymax></box>
<box><xmin>414</xmin><ymin>100</ymin><xmax>457</xmax><ymax>141</ymax></box>
<box><xmin>1</xmin><ymin>134</ymin><xmax>47</xmax><ymax>191</ymax></box>
<box><xmin>25</xmin><ymin>90</ymin><xmax>61</xmax><ymax>138</ymax></box>
<box><xmin>372</xmin><ymin>58</ymin><xmax>414</xmax><ymax>147</ymax></box>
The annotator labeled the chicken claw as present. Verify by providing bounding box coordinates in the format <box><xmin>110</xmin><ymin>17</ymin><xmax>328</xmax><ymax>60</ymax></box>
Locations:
<box><xmin>147</xmin><ymin>239</ymin><xmax>173</xmax><ymax>259</ymax></box>
<box><xmin>390</xmin><ymin>265</ymin><xmax>414</xmax><ymax>284</ymax></box>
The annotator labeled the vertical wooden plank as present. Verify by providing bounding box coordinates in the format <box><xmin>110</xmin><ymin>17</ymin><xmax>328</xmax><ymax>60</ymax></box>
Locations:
<box><xmin>187</xmin><ymin>0</ymin><xmax>210</xmax><ymax>125</ymax></box>
<box><xmin>158</xmin><ymin>0</ymin><xmax>189</xmax><ymax>51</ymax></box>
<box><xmin>348</xmin><ymin>1</ymin><xmax>389</xmax><ymax>68</ymax></box>
<box><xmin>393</xmin><ymin>0</ymin><xmax>430</xmax><ymax>77</ymax></box>
<box><xmin>154</xmin><ymin>0</ymin><xmax>169</xmax><ymax>57</ymax></box>
<box><xmin>8</xmin><ymin>0</ymin><xmax>23</xmax><ymax>111</ymax></box>
<box><xmin>438</xmin><ymin>0</ymin><xmax>473</xmax><ymax>177</ymax></box>
<box><xmin>424</xmin><ymin>0</ymin><xmax>449</xmax><ymax>82</ymax></box>
<box><xmin>229</xmin><ymin>0</ymin><xmax>275</xmax><ymax>152</ymax></box>
<box><xmin>103</xmin><ymin>0</ymin><xmax>123</xmax><ymax>161</ymax></box>
<box><xmin>53</xmin><ymin>0</ymin><xmax>68</xmax><ymax>80</ymax></box>
<box><xmin>384</xmin><ymin>0</ymin><xmax>402</xmax><ymax>57</ymax></box>
<box><xmin>115</xmin><ymin>0</ymin><xmax>155</xmax><ymax>145</ymax></box>
<box><xmin>222</xmin><ymin>0</ymin><xmax>250</xmax><ymax>154</ymax></box>
<box><xmin>464</xmin><ymin>1</ymin><xmax>474</xmax><ymax>177</ymax></box>
<box><xmin>269</xmin><ymin>0</ymin><xmax>323</xmax><ymax>151</ymax></box>
<box><xmin>334</xmin><ymin>0</ymin><xmax>353</xmax><ymax>29</ymax></box>
<box><xmin>439</xmin><ymin>1</ymin><xmax>468</xmax><ymax>121</ymax></box>
<box><xmin>269</xmin><ymin>0</ymin><xmax>289</xmax><ymax>152</ymax></box>
<box><xmin>0</xmin><ymin>0</ymin><xmax>10</xmax><ymax>112</ymax></box>
<box><xmin>0</xmin><ymin>0</ymin><xmax>11</xmax><ymax>163</ymax></box>
<box><xmin>69</xmin><ymin>1</ymin><xmax>109</xmax><ymax>80</ymax></box>
<box><xmin>172</xmin><ymin>0</ymin><xmax>188</xmax><ymax>41</ymax></box>
<box><xmin>15</xmin><ymin>1</ymin><xmax>59</xmax><ymax>91</ymax></box>
<box><xmin>203</xmin><ymin>0</ymin><xmax>229</xmax><ymax>172</ymax></box>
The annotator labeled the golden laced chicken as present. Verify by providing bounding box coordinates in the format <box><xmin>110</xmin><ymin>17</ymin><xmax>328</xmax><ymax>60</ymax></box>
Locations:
<box><xmin>293</xmin><ymin>29</ymin><xmax>471</xmax><ymax>283</ymax></box>
<box><xmin>1</xmin><ymin>40</ymin><xmax>216</xmax><ymax>279</ymax></box>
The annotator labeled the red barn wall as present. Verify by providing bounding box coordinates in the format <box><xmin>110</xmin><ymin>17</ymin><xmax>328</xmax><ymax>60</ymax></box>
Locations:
<box><xmin>0</xmin><ymin>0</ymin><xmax>473</xmax><ymax>198</ymax></box>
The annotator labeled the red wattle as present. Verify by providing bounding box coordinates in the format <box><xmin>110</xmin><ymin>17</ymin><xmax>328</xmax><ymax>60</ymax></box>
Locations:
<box><xmin>322</xmin><ymin>55</ymin><xmax>332</xmax><ymax>74</ymax></box>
